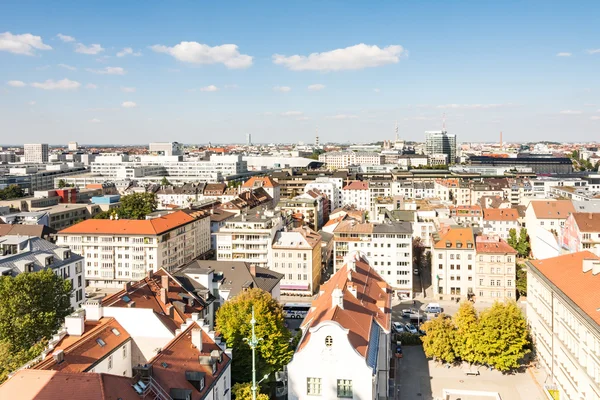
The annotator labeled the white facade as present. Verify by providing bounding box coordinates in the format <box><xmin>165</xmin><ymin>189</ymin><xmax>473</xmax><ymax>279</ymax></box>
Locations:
<box><xmin>342</xmin><ymin>186</ymin><xmax>371</xmax><ymax>212</ymax></box>
<box><xmin>149</xmin><ymin>142</ymin><xmax>183</xmax><ymax>156</ymax></box>
<box><xmin>24</xmin><ymin>143</ymin><xmax>49</xmax><ymax>164</ymax></box>
<box><xmin>305</xmin><ymin>177</ymin><xmax>343</xmax><ymax>209</ymax></box>
<box><xmin>319</xmin><ymin>151</ymin><xmax>384</xmax><ymax>169</ymax></box>
<box><xmin>433</xmin><ymin>242</ymin><xmax>476</xmax><ymax>297</ymax></box>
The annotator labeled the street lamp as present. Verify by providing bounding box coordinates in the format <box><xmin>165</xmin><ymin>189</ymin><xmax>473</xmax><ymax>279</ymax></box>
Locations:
<box><xmin>243</xmin><ymin>307</ymin><xmax>266</xmax><ymax>400</ymax></box>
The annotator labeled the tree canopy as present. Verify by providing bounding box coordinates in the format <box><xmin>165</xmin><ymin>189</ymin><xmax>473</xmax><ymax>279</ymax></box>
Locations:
<box><xmin>421</xmin><ymin>315</ymin><xmax>456</xmax><ymax>363</ymax></box>
<box><xmin>215</xmin><ymin>288</ymin><xmax>293</xmax><ymax>383</ymax></box>
<box><xmin>0</xmin><ymin>339</ymin><xmax>47</xmax><ymax>383</ymax></box>
<box><xmin>232</xmin><ymin>382</ymin><xmax>270</xmax><ymax>400</ymax></box>
<box><xmin>0</xmin><ymin>269</ymin><xmax>73</xmax><ymax>351</ymax></box>
<box><xmin>516</xmin><ymin>263</ymin><xmax>527</xmax><ymax>297</ymax></box>
<box><xmin>452</xmin><ymin>302</ymin><xmax>481</xmax><ymax>364</ymax></box>
<box><xmin>0</xmin><ymin>185</ymin><xmax>25</xmax><ymax>201</ymax></box>
<box><xmin>507</xmin><ymin>228</ymin><xmax>530</xmax><ymax>258</ymax></box>
<box><xmin>118</xmin><ymin>192</ymin><xmax>158</xmax><ymax>219</ymax></box>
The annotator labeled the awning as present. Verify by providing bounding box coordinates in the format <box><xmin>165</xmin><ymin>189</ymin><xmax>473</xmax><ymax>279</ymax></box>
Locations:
<box><xmin>281</xmin><ymin>284</ymin><xmax>310</xmax><ymax>290</ymax></box>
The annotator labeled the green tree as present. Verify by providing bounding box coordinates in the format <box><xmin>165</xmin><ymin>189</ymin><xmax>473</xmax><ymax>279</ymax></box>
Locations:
<box><xmin>57</xmin><ymin>179</ymin><xmax>67</xmax><ymax>188</ymax></box>
<box><xmin>0</xmin><ymin>269</ymin><xmax>73</xmax><ymax>351</ymax></box>
<box><xmin>93</xmin><ymin>210</ymin><xmax>114</xmax><ymax>219</ymax></box>
<box><xmin>476</xmin><ymin>301</ymin><xmax>530</xmax><ymax>371</ymax></box>
<box><xmin>516</xmin><ymin>228</ymin><xmax>530</xmax><ymax>258</ymax></box>
<box><xmin>507</xmin><ymin>228</ymin><xmax>518</xmax><ymax>250</ymax></box>
<box><xmin>216</xmin><ymin>288</ymin><xmax>293</xmax><ymax>383</ymax></box>
<box><xmin>118</xmin><ymin>192</ymin><xmax>158</xmax><ymax>220</ymax></box>
<box><xmin>412</xmin><ymin>237</ymin><xmax>425</xmax><ymax>268</ymax></box>
<box><xmin>231</xmin><ymin>382</ymin><xmax>269</xmax><ymax>400</ymax></box>
<box><xmin>0</xmin><ymin>185</ymin><xmax>25</xmax><ymax>201</ymax></box>
<box><xmin>453</xmin><ymin>302</ymin><xmax>482</xmax><ymax>364</ymax></box>
<box><xmin>421</xmin><ymin>315</ymin><xmax>456</xmax><ymax>363</ymax></box>
<box><xmin>571</xmin><ymin>150</ymin><xmax>580</xmax><ymax>160</ymax></box>
<box><xmin>0</xmin><ymin>339</ymin><xmax>47</xmax><ymax>383</ymax></box>
<box><xmin>160</xmin><ymin>176</ymin><xmax>171</xmax><ymax>186</ymax></box>
<box><xmin>516</xmin><ymin>263</ymin><xmax>527</xmax><ymax>297</ymax></box>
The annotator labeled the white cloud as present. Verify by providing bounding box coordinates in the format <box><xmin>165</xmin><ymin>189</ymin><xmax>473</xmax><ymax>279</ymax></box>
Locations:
<box><xmin>0</xmin><ymin>32</ymin><xmax>52</xmax><ymax>55</ymax></box>
<box><xmin>328</xmin><ymin>114</ymin><xmax>358</xmax><ymax>120</ymax></box>
<box><xmin>30</xmin><ymin>78</ymin><xmax>80</xmax><ymax>90</ymax></box>
<box><xmin>297</xmin><ymin>116</ymin><xmax>310</xmax><ymax>121</ymax></box>
<box><xmin>85</xmin><ymin>66</ymin><xmax>126</xmax><ymax>75</ymax></box>
<box><xmin>58</xmin><ymin>63</ymin><xmax>77</xmax><ymax>71</ymax></box>
<box><xmin>308</xmin><ymin>84</ymin><xmax>325</xmax><ymax>91</ymax></box>
<box><xmin>280</xmin><ymin>111</ymin><xmax>303</xmax><ymax>116</ymax></box>
<box><xmin>273</xmin><ymin>43</ymin><xmax>405</xmax><ymax>71</ymax></box>
<box><xmin>85</xmin><ymin>83</ymin><xmax>98</xmax><ymax>89</ymax></box>
<box><xmin>556</xmin><ymin>52</ymin><xmax>572</xmax><ymax>57</ymax></box>
<box><xmin>591</xmin><ymin>116</ymin><xmax>600</xmax><ymax>120</ymax></box>
<box><xmin>28</xmin><ymin>101</ymin><xmax>36</xmax><ymax>106</ymax></box>
<box><xmin>7</xmin><ymin>80</ymin><xmax>26</xmax><ymax>87</ymax></box>
<box><xmin>121</xmin><ymin>101</ymin><xmax>137</xmax><ymax>108</ymax></box>
<box><xmin>36</xmin><ymin>65</ymin><xmax>51</xmax><ymax>70</ymax></box>
<box><xmin>150</xmin><ymin>41</ymin><xmax>253</xmax><ymax>69</ymax></box>
<box><xmin>75</xmin><ymin>43</ymin><xmax>104</xmax><ymax>55</ymax></box>
<box><xmin>116</xmin><ymin>47</ymin><xmax>141</xmax><ymax>57</ymax></box>
<box><xmin>373</xmin><ymin>88</ymin><xmax>381</xmax><ymax>93</ymax></box>
<box><xmin>89</xmin><ymin>118</ymin><xmax>101</xmax><ymax>123</ymax></box>
<box><xmin>56</xmin><ymin>33</ymin><xmax>75</xmax><ymax>43</ymax></box>
<box><xmin>436</xmin><ymin>103</ymin><xmax>516</xmax><ymax>109</ymax></box>
<box><xmin>273</xmin><ymin>86</ymin><xmax>291</xmax><ymax>92</ymax></box>
<box><xmin>121</xmin><ymin>86</ymin><xmax>136</xmax><ymax>93</ymax></box>
<box><xmin>200</xmin><ymin>85</ymin><xmax>219</xmax><ymax>92</ymax></box>
<box><xmin>586</xmin><ymin>49</ymin><xmax>600</xmax><ymax>55</ymax></box>
<box><xmin>560</xmin><ymin>110</ymin><xmax>583</xmax><ymax>115</ymax></box>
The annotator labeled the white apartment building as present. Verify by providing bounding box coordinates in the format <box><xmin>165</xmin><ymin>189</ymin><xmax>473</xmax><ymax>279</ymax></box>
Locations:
<box><xmin>272</xmin><ymin>227</ymin><xmax>322</xmax><ymax>295</ymax></box>
<box><xmin>525</xmin><ymin>200</ymin><xmax>575</xmax><ymax>258</ymax></box>
<box><xmin>333</xmin><ymin>220</ymin><xmax>413</xmax><ymax>296</ymax></box>
<box><xmin>0</xmin><ymin>236</ymin><xmax>85</xmax><ymax>309</ymax></box>
<box><xmin>305</xmin><ymin>177</ymin><xmax>343</xmax><ymax>209</ymax></box>
<box><xmin>475</xmin><ymin>235</ymin><xmax>517</xmax><ymax>300</ymax></box>
<box><xmin>318</xmin><ymin>151</ymin><xmax>384</xmax><ymax>169</ymax></box>
<box><xmin>342</xmin><ymin>181</ymin><xmax>371</xmax><ymax>212</ymax></box>
<box><xmin>216</xmin><ymin>210</ymin><xmax>284</xmax><ymax>268</ymax></box>
<box><xmin>527</xmin><ymin>252</ymin><xmax>600</xmax><ymax>400</ymax></box>
<box><xmin>432</xmin><ymin>227</ymin><xmax>476</xmax><ymax>298</ymax></box>
<box><xmin>57</xmin><ymin>210</ymin><xmax>211</xmax><ymax>287</ymax></box>
<box><xmin>240</xmin><ymin>176</ymin><xmax>281</xmax><ymax>207</ymax></box>
<box><xmin>149</xmin><ymin>141</ymin><xmax>183</xmax><ymax>156</ymax></box>
<box><xmin>482</xmin><ymin>208</ymin><xmax>521</xmax><ymax>240</ymax></box>
<box><xmin>24</xmin><ymin>143</ymin><xmax>49</xmax><ymax>163</ymax></box>
<box><xmin>287</xmin><ymin>254</ymin><xmax>391</xmax><ymax>400</ymax></box>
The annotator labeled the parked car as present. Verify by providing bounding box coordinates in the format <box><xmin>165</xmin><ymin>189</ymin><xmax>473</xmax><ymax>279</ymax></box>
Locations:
<box><xmin>395</xmin><ymin>342</ymin><xmax>403</xmax><ymax>358</ymax></box>
<box><xmin>418</xmin><ymin>329</ymin><xmax>426</xmax><ymax>336</ymax></box>
<box><xmin>392</xmin><ymin>321</ymin><xmax>405</xmax><ymax>333</ymax></box>
<box><xmin>405</xmin><ymin>323</ymin><xmax>418</xmax><ymax>334</ymax></box>
<box><xmin>401</xmin><ymin>308</ymin><xmax>419</xmax><ymax>318</ymax></box>
<box><xmin>425</xmin><ymin>303</ymin><xmax>442</xmax><ymax>314</ymax></box>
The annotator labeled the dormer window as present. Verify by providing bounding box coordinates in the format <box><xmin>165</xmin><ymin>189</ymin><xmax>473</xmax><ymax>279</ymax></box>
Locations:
<box><xmin>212</xmin><ymin>361</ymin><xmax>217</xmax><ymax>375</ymax></box>
<box><xmin>45</xmin><ymin>256</ymin><xmax>54</xmax><ymax>266</ymax></box>
<box><xmin>325</xmin><ymin>336</ymin><xmax>333</xmax><ymax>347</ymax></box>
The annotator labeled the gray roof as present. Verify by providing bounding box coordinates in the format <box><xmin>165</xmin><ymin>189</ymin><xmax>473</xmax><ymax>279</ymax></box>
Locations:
<box><xmin>372</xmin><ymin>221</ymin><xmax>413</xmax><ymax>234</ymax></box>
<box><xmin>0</xmin><ymin>236</ymin><xmax>82</xmax><ymax>276</ymax></box>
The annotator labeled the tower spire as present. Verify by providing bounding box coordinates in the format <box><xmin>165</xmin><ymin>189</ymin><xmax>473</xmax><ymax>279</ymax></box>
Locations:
<box><xmin>395</xmin><ymin>120</ymin><xmax>399</xmax><ymax>142</ymax></box>
<box><xmin>315</xmin><ymin>126</ymin><xmax>320</xmax><ymax>147</ymax></box>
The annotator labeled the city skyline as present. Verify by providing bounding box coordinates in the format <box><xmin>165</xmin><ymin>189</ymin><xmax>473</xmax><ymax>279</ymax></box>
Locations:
<box><xmin>1</xmin><ymin>1</ymin><xmax>599</xmax><ymax>144</ymax></box>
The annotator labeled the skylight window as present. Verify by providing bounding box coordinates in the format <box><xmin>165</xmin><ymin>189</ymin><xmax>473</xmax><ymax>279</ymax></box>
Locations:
<box><xmin>96</xmin><ymin>338</ymin><xmax>106</xmax><ymax>347</ymax></box>
<box><xmin>112</xmin><ymin>328</ymin><xmax>120</xmax><ymax>336</ymax></box>
<box><xmin>122</xmin><ymin>295</ymin><xmax>131</xmax><ymax>303</ymax></box>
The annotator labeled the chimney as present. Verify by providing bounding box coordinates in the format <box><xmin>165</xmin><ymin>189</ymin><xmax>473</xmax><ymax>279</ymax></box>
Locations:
<box><xmin>64</xmin><ymin>311</ymin><xmax>85</xmax><ymax>336</ymax></box>
<box><xmin>166</xmin><ymin>304</ymin><xmax>174</xmax><ymax>318</ymax></box>
<box><xmin>127</xmin><ymin>301</ymin><xmax>136</xmax><ymax>308</ymax></box>
<box><xmin>347</xmin><ymin>269</ymin><xmax>352</xmax><ymax>282</ymax></box>
<box><xmin>123</xmin><ymin>282</ymin><xmax>131</xmax><ymax>293</ymax></box>
<box><xmin>332</xmin><ymin>287</ymin><xmax>344</xmax><ymax>309</ymax></box>
<box><xmin>348</xmin><ymin>283</ymin><xmax>357</xmax><ymax>298</ymax></box>
<box><xmin>160</xmin><ymin>287</ymin><xmax>168</xmax><ymax>305</ymax></box>
<box><xmin>147</xmin><ymin>269</ymin><xmax>154</xmax><ymax>279</ymax></box>
<box><xmin>249</xmin><ymin>264</ymin><xmax>256</xmax><ymax>277</ymax></box>
<box><xmin>590</xmin><ymin>213</ymin><xmax>593</xmax><ymax>220</ymax></box>
<box><xmin>83</xmin><ymin>300</ymin><xmax>103</xmax><ymax>322</ymax></box>
<box><xmin>192</xmin><ymin>328</ymin><xmax>203</xmax><ymax>352</ymax></box>
<box><xmin>161</xmin><ymin>275</ymin><xmax>169</xmax><ymax>292</ymax></box>
<box><xmin>52</xmin><ymin>349</ymin><xmax>64</xmax><ymax>364</ymax></box>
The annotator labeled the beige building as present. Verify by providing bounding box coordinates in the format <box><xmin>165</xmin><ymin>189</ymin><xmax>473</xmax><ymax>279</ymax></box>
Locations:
<box><xmin>57</xmin><ymin>210</ymin><xmax>211</xmax><ymax>287</ymax></box>
<box><xmin>475</xmin><ymin>235</ymin><xmax>517</xmax><ymax>300</ymax></box>
<box><xmin>432</xmin><ymin>227</ymin><xmax>476</xmax><ymax>298</ymax></box>
<box><xmin>271</xmin><ymin>227</ymin><xmax>322</xmax><ymax>295</ymax></box>
<box><xmin>527</xmin><ymin>252</ymin><xmax>600</xmax><ymax>400</ymax></box>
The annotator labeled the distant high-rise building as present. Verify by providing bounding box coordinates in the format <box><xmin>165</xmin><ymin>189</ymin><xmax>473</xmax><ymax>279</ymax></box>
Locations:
<box><xmin>315</xmin><ymin>126</ymin><xmax>320</xmax><ymax>147</ymax></box>
<box><xmin>149</xmin><ymin>142</ymin><xmax>183</xmax><ymax>156</ymax></box>
<box><xmin>246</xmin><ymin>133</ymin><xmax>252</xmax><ymax>146</ymax></box>
<box><xmin>425</xmin><ymin>130</ymin><xmax>456</xmax><ymax>164</ymax></box>
<box><xmin>68</xmin><ymin>142</ymin><xmax>78</xmax><ymax>151</ymax></box>
<box><xmin>24</xmin><ymin>143</ymin><xmax>49</xmax><ymax>164</ymax></box>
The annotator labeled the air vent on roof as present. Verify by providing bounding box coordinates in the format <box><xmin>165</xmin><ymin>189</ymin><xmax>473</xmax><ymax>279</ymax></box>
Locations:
<box><xmin>96</xmin><ymin>338</ymin><xmax>106</xmax><ymax>347</ymax></box>
<box><xmin>161</xmin><ymin>362</ymin><xmax>169</xmax><ymax>368</ymax></box>
<box><xmin>122</xmin><ymin>295</ymin><xmax>131</xmax><ymax>303</ymax></box>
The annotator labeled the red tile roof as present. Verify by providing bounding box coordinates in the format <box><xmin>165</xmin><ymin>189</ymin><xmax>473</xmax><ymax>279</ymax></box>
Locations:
<box><xmin>58</xmin><ymin>211</ymin><xmax>196</xmax><ymax>236</ymax></box>
<box><xmin>475</xmin><ymin>236</ymin><xmax>517</xmax><ymax>254</ymax></box>
<box><xmin>149</xmin><ymin>323</ymin><xmax>231</xmax><ymax>400</ymax></box>
<box><xmin>297</xmin><ymin>255</ymin><xmax>391</xmax><ymax>357</ymax></box>
<box><xmin>572</xmin><ymin>212</ymin><xmax>600</xmax><ymax>233</ymax></box>
<box><xmin>529</xmin><ymin>252</ymin><xmax>600</xmax><ymax>325</ymax></box>
<box><xmin>433</xmin><ymin>227</ymin><xmax>475</xmax><ymax>250</ymax></box>
<box><xmin>483</xmin><ymin>208</ymin><xmax>519</xmax><ymax>221</ymax></box>
<box><xmin>0</xmin><ymin>370</ymin><xmax>138</xmax><ymax>400</ymax></box>
<box><xmin>33</xmin><ymin>317</ymin><xmax>130</xmax><ymax>373</ymax></box>
<box><xmin>241</xmin><ymin>176</ymin><xmax>280</xmax><ymax>188</ymax></box>
<box><xmin>529</xmin><ymin>200</ymin><xmax>575</xmax><ymax>219</ymax></box>
<box><xmin>342</xmin><ymin>181</ymin><xmax>369</xmax><ymax>191</ymax></box>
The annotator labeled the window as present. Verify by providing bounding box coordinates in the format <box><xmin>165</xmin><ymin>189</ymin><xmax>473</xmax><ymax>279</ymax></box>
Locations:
<box><xmin>468</xmin><ymin>254</ymin><xmax>473</xmax><ymax>260</ymax></box>
<box><xmin>496</xmin><ymin>280</ymin><xmax>501</xmax><ymax>286</ymax></box>
<box><xmin>307</xmin><ymin>378</ymin><xmax>322</xmax><ymax>396</ymax></box>
<box><xmin>467</xmin><ymin>265</ymin><xmax>472</xmax><ymax>270</ymax></box>
<box><xmin>507</xmin><ymin>280</ymin><xmax>512</xmax><ymax>287</ymax></box>
<box><xmin>123</xmin><ymin>345</ymin><xmax>127</xmax><ymax>359</ymax></box>
<box><xmin>439</xmin><ymin>264</ymin><xmax>443</xmax><ymax>269</ymax></box>
<box><xmin>337</xmin><ymin>379</ymin><xmax>353</xmax><ymax>398</ymax></box>
<box><xmin>108</xmin><ymin>355</ymin><xmax>113</xmax><ymax>370</ymax></box>
<box><xmin>438</xmin><ymin>254</ymin><xmax>442</xmax><ymax>259</ymax></box>
<box><xmin>325</xmin><ymin>336</ymin><xmax>333</xmax><ymax>347</ymax></box>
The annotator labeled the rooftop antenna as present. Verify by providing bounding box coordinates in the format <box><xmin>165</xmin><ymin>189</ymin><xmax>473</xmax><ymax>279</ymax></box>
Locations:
<box><xmin>442</xmin><ymin>113</ymin><xmax>447</xmax><ymax>133</ymax></box>
<box><xmin>315</xmin><ymin>126</ymin><xmax>320</xmax><ymax>147</ymax></box>
<box><xmin>395</xmin><ymin>120</ymin><xmax>399</xmax><ymax>142</ymax></box>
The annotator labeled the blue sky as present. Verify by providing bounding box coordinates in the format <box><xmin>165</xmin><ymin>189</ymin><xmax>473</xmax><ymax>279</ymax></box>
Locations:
<box><xmin>1</xmin><ymin>0</ymin><xmax>599</xmax><ymax>145</ymax></box>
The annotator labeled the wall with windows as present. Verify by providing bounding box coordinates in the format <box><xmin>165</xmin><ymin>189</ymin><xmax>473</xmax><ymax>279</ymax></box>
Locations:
<box><xmin>87</xmin><ymin>340</ymin><xmax>132</xmax><ymax>378</ymax></box>
<box><xmin>287</xmin><ymin>321</ymin><xmax>375</xmax><ymax>400</ymax></box>
<box><xmin>474</xmin><ymin>253</ymin><xmax>516</xmax><ymax>300</ymax></box>
<box><xmin>432</xmin><ymin>247</ymin><xmax>476</xmax><ymax>298</ymax></box>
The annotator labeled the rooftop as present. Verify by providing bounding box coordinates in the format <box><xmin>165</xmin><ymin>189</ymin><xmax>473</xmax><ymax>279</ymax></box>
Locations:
<box><xmin>475</xmin><ymin>235</ymin><xmax>517</xmax><ymax>254</ymax></box>
<box><xmin>572</xmin><ymin>212</ymin><xmax>600</xmax><ymax>233</ymax></box>
<box><xmin>434</xmin><ymin>227</ymin><xmax>475</xmax><ymax>250</ymax></box>
<box><xmin>483</xmin><ymin>208</ymin><xmax>520</xmax><ymax>221</ymax></box>
<box><xmin>529</xmin><ymin>200</ymin><xmax>575</xmax><ymax>219</ymax></box>
<box><xmin>241</xmin><ymin>176</ymin><xmax>280</xmax><ymax>188</ymax></box>
<box><xmin>272</xmin><ymin>227</ymin><xmax>321</xmax><ymax>249</ymax></box>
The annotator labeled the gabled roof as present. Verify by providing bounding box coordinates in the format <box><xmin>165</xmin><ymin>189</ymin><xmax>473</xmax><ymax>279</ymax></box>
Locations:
<box><xmin>0</xmin><ymin>224</ymin><xmax>56</xmax><ymax>238</ymax></box>
<box><xmin>272</xmin><ymin>227</ymin><xmax>321</xmax><ymax>249</ymax></box>
<box><xmin>433</xmin><ymin>227</ymin><xmax>475</xmax><ymax>250</ymax></box>
<box><xmin>0</xmin><ymin>370</ymin><xmax>138</xmax><ymax>400</ymax></box>
<box><xmin>297</xmin><ymin>255</ymin><xmax>391</xmax><ymax>358</ymax></box>
<box><xmin>33</xmin><ymin>317</ymin><xmax>130</xmax><ymax>373</ymax></box>
<box><xmin>529</xmin><ymin>252</ymin><xmax>600</xmax><ymax>326</ymax></box>
<box><xmin>149</xmin><ymin>323</ymin><xmax>231</xmax><ymax>400</ymax></box>
<box><xmin>241</xmin><ymin>176</ymin><xmax>280</xmax><ymax>188</ymax></box>
<box><xmin>58</xmin><ymin>211</ymin><xmax>196</xmax><ymax>236</ymax></box>
<box><xmin>483</xmin><ymin>208</ymin><xmax>519</xmax><ymax>221</ymax></box>
<box><xmin>342</xmin><ymin>181</ymin><xmax>369</xmax><ymax>191</ymax></box>
<box><xmin>572</xmin><ymin>212</ymin><xmax>600</xmax><ymax>233</ymax></box>
<box><xmin>475</xmin><ymin>235</ymin><xmax>517</xmax><ymax>254</ymax></box>
<box><xmin>528</xmin><ymin>200</ymin><xmax>575</xmax><ymax>219</ymax></box>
